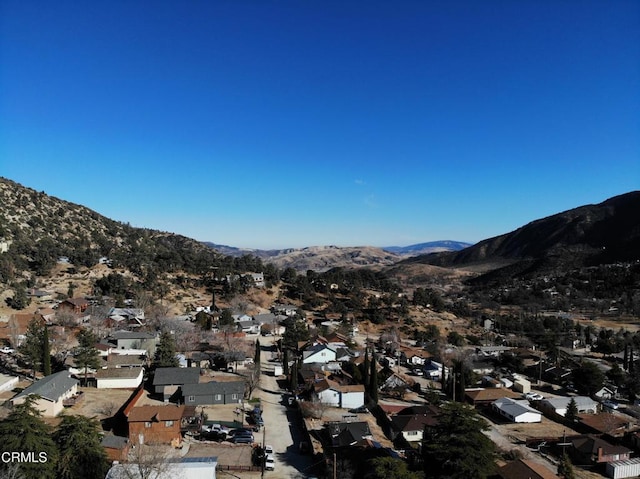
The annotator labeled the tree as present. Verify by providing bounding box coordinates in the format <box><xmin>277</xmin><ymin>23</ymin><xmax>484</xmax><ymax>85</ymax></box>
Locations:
<box><xmin>218</xmin><ymin>308</ymin><xmax>235</xmax><ymax>328</ymax></box>
<box><xmin>423</xmin><ymin>402</ymin><xmax>496</xmax><ymax>479</ymax></box>
<box><xmin>557</xmin><ymin>451</ymin><xmax>576</xmax><ymax>479</ymax></box>
<box><xmin>282</xmin><ymin>318</ymin><xmax>310</xmax><ymax>349</ymax></box>
<box><xmin>42</xmin><ymin>325</ymin><xmax>51</xmax><ymax>376</ymax></box>
<box><xmin>572</xmin><ymin>360</ymin><xmax>605</xmax><ymax>396</ymax></box>
<box><xmin>19</xmin><ymin>318</ymin><xmax>46</xmax><ymax>377</ymax></box>
<box><xmin>290</xmin><ymin>361</ymin><xmax>299</xmax><ymax>392</ymax></box>
<box><xmin>54</xmin><ymin>415</ymin><xmax>109</xmax><ymax>479</ymax></box>
<box><xmin>0</xmin><ymin>396</ymin><xmax>59</xmax><ymax>479</ymax></box>
<box><xmin>565</xmin><ymin>397</ymin><xmax>579</xmax><ymax>423</ymax></box>
<box><xmin>153</xmin><ymin>332</ymin><xmax>179</xmax><ymax>368</ymax></box>
<box><xmin>254</xmin><ymin>339</ymin><xmax>261</xmax><ymax>366</ymax></box>
<box><xmin>370</xmin><ymin>351</ymin><xmax>379</xmax><ymax>403</ymax></box>
<box><xmin>243</xmin><ymin>364</ymin><xmax>261</xmax><ymax>400</ymax></box>
<box><xmin>362</xmin><ymin>348</ymin><xmax>370</xmax><ymax>388</ymax></box>
<box><xmin>367</xmin><ymin>457</ymin><xmax>423</xmax><ymax>479</ymax></box>
<box><xmin>283</xmin><ymin>348</ymin><xmax>290</xmax><ymax>376</ymax></box>
<box><xmin>74</xmin><ymin>328</ymin><xmax>101</xmax><ymax>386</ymax></box>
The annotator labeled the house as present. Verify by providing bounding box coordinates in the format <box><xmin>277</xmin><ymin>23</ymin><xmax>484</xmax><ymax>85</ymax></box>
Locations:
<box><xmin>389</xmin><ymin>405</ymin><xmax>441</xmax><ymax>443</ymax></box>
<box><xmin>465</xmin><ymin>388</ymin><xmax>520</xmax><ymax>407</ymax></box>
<box><xmin>497</xmin><ymin>459</ymin><xmax>560</xmax><ymax>479</ymax></box>
<box><xmin>424</xmin><ymin>360</ymin><xmax>447</xmax><ymax>380</ymax></box>
<box><xmin>107</xmin><ymin>308</ymin><xmax>145</xmax><ymax>328</ymax></box>
<box><xmin>101</xmin><ymin>434</ymin><xmax>130</xmax><ymax>462</ymax></box>
<box><xmin>181</xmin><ymin>381</ymin><xmax>245</xmax><ymax>406</ymax></box>
<box><xmin>579</xmin><ymin>413</ymin><xmax>632</xmax><ymax>438</ymax></box>
<box><xmin>58</xmin><ymin>297</ymin><xmax>90</xmax><ymax>315</ymax></box>
<box><xmin>569</xmin><ymin>434</ymin><xmax>632</xmax><ymax>464</ymax></box>
<box><xmin>492</xmin><ymin>397</ymin><xmax>542</xmax><ymax>423</ymax></box>
<box><xmin>96</xmin><ymin>368</ymin><xmax>144</xmax><ymax>389</ymax></box>
<box><xmin>272</xmin><ymin>304</ymin><xmax>298</xmax><ymax>317</ymax></box>
<box><xmin>326</xmin><ymin>421</ymin><xmax>373</xmax><ymax>448</ymax></box>
<box><xmin>313</xmin><ymin>379</ymin><xmax>365</xmax><ymax>409</ymax></box>
<box><xmin>152</xmin><ymin>367</ymin><xmax>201</xmax><ymax>402</ymax></box>
<box><xmin>381</xmin><ymin>372</ymin><xmax>414</xmax><ymax>393</ymax></box>
<box><xmin>595</xmin><ymin>386</ymin><xmax>617</xmax><ymax>400</ymax></box>
<box><xmin>106</xmin><ymin>456</ymin><xmax>217</xmax><ymax>479</ymax></box>
<box><xmin>236</xmin><ymin>320</ymin><xmax>261</xmax><ymax>335</ymax></box>
<box><xmin>0</xmin><ymin>312</ymin><xmax>46</xmax><ymax>347</ymax></box>
<box><xmin>127</xmin><ymin>404</ymin><xmax>186</xmax><ymax>445</ymax></box>
<box><xmin>107</xmin><ymin>331</ymin><xmax>158</xmax><ymax>355</ymax></box>
<box><xmin>11</xmin><ymin>370</ymin><xmax>79</xmax><ymax>417</ymax></box>
<box><xmin>512</xmin><ymin>376</ymin><xmax>532</xmax><ymax>394</ymax></box>
<box><xmin>539</xmin><ymin>396</ymin><xmax>598</xmax><ymax>417</ymax></box>
<box><xmin>302</xmin><ymin>344</ymin><xmax>336</xmax><ymax>364</ymax></box>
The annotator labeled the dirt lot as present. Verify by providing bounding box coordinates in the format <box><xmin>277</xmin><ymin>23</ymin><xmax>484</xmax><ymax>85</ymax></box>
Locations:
<box><xmin>66</xmin><ymin>387</ymin><xmax>138</xmax><ymax>420</ymax></box>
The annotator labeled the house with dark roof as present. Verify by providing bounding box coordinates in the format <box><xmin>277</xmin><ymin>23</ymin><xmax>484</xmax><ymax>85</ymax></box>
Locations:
<box><xmin>58</xmin><ymin>297</ymin><xmax>90</xmax><ymax>315</ymax></box>
<box><xmin>569</xmin><ymin>434</ymin><xmax>632</xmax><ymax>464</ymax></box>
<box><xmin>303</xmin><ymin>344</ymin><xmax>336</xmax><ymax>364</ymax></box>
<box><xmin>11</xmin><ymin>370</ymin><xmax>79</xmax><ymax>416</ymax></box>
<box><xmin>497</xmin><ymin>459</ymin><xmax>560</xmax><ymax>479</ymax></box>
<box><xmin>152</xmin><ymin>367</ymin><xmax>201</xmax><ymax>402</ymax></box>
<box><xmin>464</xmin><ymin>388</ymin><xmax>520</xmax><ymax>407</ymax></box>
<box><xmin>391</xmin><ymin>413</ymin><xmax>440</xmax><ymax>443</ymax></box>
<box><xmin>326</xmin><ymin>421</ymin><xmax>372</xmax><ymax>448</ymax></box>
<box><xmin>127</xmin><ymin>405</ymin><xmax>186</xmax><ymax>445</ymax></box>
<box><xmin>181</xmin><ymin>381</ymin><xmax>245</xmax><ymax>406</ymax></box>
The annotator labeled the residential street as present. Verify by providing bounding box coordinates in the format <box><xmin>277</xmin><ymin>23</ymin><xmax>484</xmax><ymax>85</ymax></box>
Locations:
<box><xmin>255</xmin><ymin>336</ymin><xmax>315</xmax><ymax>479</ymax></box>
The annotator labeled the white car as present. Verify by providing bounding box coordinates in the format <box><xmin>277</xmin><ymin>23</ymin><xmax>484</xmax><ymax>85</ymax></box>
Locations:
<box><xmin>524</xmin><ymin>392</ymin><xmax>543</xmax><ymax>401</ymax></box>
<box><xmin>265</xmin><ymin>454</ymin><xmax>275</xmax><ymax>471</ymax></box>
<box><xmin>264</xmin><ymin>445</ymin><xmax>274</xmax><ymax>455</ymax></box>
<box><xmin>0</xmin><ymin>347</ymin><xmax>15</xmax><ymax>354</ymax></box>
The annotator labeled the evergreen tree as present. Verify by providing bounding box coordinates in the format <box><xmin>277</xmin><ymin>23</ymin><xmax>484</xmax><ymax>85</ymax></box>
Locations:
<box><xmin>290</xmin><ymin>361</ymin><xmax>298</xmax><ymax>392</ymax></box>
<box><xmin>153</xmin><ymin>332</ymin><xmax>179</xmax><ymax>368</ymax></box>
<box><xmin>254</xmin><ymin>339</ymin><xmax>261</xmax><ymax>365</ymax></box>
<box><xmin>363</xmin><ymin>348</ymin><xmax>370</xmax><ymax>388</ymax></box>
<box><xmin>370</xmin><ymin>351</ymin><xmax>379</xmax><ymax>403</ymax></box>
<box><xmin>423</xmin><ymin>402</ymin><xmax>496</xmax><ymax>479</ymax></box>
<box><xmin>74</xmin><ymin>329</ymin><xmax>101</xmax><ymax>386</ymax></box>
<box><xmin>557</xmin><ymin>451</ymin><xmax>576</xmax><ymax>479</ymax></box>
<box><xmin>19</xmin><ymin>318</ymin><xmax>46</xmax><ymax>377</ymax></box>
<box><xmin>369</xmin><ymin>457</ymin><xmax>423</xmax><ymax>479</ymax></box>
<box><xmin>42</xmin><ymin>325</ymin><xmax>51</xmax><ymax>376</ymax></box>
<box><xmin>0</xmin><ymin>396</ymin><xmax>59</xmax><ymax>479</ymax></box>
<box><xmin>283</xmin><ymin>348</ymin><xmax>289</xmax><ymax>376</ymax></box>
<box><xmin>565</xmin><ymin>397</ymin><xmax>579</xmax><ymax>423</ymax></box>
<box><xmin>54</xmin><ymin>415</ymin><xmax>109</xmax><ymax>479</ymax></box>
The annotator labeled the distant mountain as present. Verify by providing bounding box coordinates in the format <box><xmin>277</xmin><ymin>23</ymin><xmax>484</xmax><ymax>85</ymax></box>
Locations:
<box><xmin>405</xmin><ymin>191</ymin><xmax>640</xmax><ymax>281</ymax></box>
<box><xmin>383</xmin><ymin>240</ymin><xmax>472</xmax><ymax>256</ymax></box>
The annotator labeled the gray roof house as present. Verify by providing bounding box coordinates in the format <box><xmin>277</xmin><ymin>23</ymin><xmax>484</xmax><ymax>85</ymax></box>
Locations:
<box><xmin>12</xmin><ymin>370</ymin><xmax>79</xmax><ymax>417</ymax></box>
<box><xmin>107</xmin><ymin>330</ymin><xmax>158</xmax><ymax>355</ymax></box>
<box><xmin>182</xmin><ymin>381</ymin><xmax>245</xmax><ymax>406</ymax></box>
<box><xmin>152</xmin><ymin>367</ymin><xmax>201</xmax><ymax>402</ymax></box>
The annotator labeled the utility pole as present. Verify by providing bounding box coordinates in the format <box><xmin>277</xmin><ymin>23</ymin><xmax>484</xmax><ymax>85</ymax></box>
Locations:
<box><xmin>333</xmin><ymin>452</ymin><xmax>337</xmax><ymax>479</ymax></box>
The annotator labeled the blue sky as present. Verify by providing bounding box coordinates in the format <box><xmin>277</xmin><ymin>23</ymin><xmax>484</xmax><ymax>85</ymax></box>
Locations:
<box><xmin>1</xmin><ymin>1</ymin><xmax>638</xmax><ymax>249</ymax></box>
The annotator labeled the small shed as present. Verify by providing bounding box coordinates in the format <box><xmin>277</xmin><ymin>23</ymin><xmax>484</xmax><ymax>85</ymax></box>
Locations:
<box><xmin>606</xmin><ymin>458</ymin><xmax>640</xmax><ymax>479</ymax></box>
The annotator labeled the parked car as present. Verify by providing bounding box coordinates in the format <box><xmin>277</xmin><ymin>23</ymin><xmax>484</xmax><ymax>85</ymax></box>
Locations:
<box><xmin>412</xmin><ymin>368</ymin><xmax>424</xmax><ymax>376</ymax></box>
<box><xmin>524</xmin><ymin>392</ymin><xmax>543</xmax><ymax>401</ymax></box>
<box><xmin>264</xmin><ymin>445</ymin><xmax>274</xmax><ymax>455</ymax></box>
<box><xmin>265</xmin><ymin>454</ymin><xmax>275</xmax><ymax>471</ymax></box>
<box><xmin>603</xmin><ymin>400</ymin><xmax>620</xmax><ymax>410</ymax></box>
<box><xmin>232</xmin><ymin>434</ymin><xmax>254</xmax><ymax>444</ymax></box>
<box><xmin>0</xmin><ymin>347</ymin><xmax>15</xmax><ymax>354</ymax></box>
<box><xmin>348</xmin><ymin>405</ymin><xmax>368</xmax><ymax>414</ymax></box>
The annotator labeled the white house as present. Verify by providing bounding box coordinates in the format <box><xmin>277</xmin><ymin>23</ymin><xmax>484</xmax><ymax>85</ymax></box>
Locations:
<box><xmin>540</xmin><ymin>396</ymin><xmax>598</xmax><ymax>417</ymax></box>
<box><xmin>492</xmin><ymin>397</ymin><xmax>542</xmax><ymax>423</ymax></box>
<box><xmin>303</xmin><ymin>344</ymin><xmax>336</xmax><ymax>364</ymax></box>
<box><xmin>96</xmin><ymin>368</ymin><xmax>144</xmax><ymax>389</ymax></box>
<box><xmin>313</xmin><ymin>379</ymin><xmax>365</xmax><ymax>409</ymax></box>
<box><xmin>106</xmin><ymin>456</ymin><xmax>217</xmax><ymax>479</ymax></box>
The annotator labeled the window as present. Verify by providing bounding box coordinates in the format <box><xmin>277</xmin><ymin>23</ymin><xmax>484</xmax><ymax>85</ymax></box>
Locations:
<box><xmin>144</xmin><ymin>422</ymin><xmax>151</xmax><ymax>428</ymax></box>
<box><xmin>231</xmin><ymin>394</ymin><xmax>238</xmax><ymax>400</ymax></box>
<box><xmin>165</xmin><ymin>420</ymin><xmax>174</xmax><ymax>427</ymax></box>
<box><xmin>407</xmin><ymin>431</ymin><xmax>418</xmax><ymax>436</ymax></box>
<box><xmin>188</xmin><ymin>396</ymin><xmax>195</xmax><ymax>402</ymax></box>
<box><xmin>215</xmin><ymin>394</ymin><xmax>222</xmax><ymax>401</ymax></box>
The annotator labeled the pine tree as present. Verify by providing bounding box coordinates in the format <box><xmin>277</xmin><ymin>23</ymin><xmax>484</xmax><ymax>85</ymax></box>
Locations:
<box><xmin>370</xmin><ymin>351</ymin><xmax>379</xmax><ymax>403</ymax></box>
<box><xmin>255</xmin><ymin>339</ymin><xmax>261</xmax><ymax>365</ymax></box>
<box><xmin>283</xmin><ymin>348</ymin><xmax>290</xmax><ymax>376</ymax></box>
<box><xmin>557</xmin><ymin>451</ymin><xmax>576</xmax><ymax>479</ymax></box>
<box><xmin>54</xmin><ymin>415</ymin><xmax>109</xmax><ymax>479</ymax></box>
<box><xmin>153</xmin><ymin>332</ymin><xmax>179</xmax><ymax>368</ymax></box>
<box><xmin>363</xmin><ymin>348</ymin><xmax>370</xmax><ymax>388</ymax></box>
<box><xmin>74</xmin><ymin>328</ymin><xmax>100</xmax><ymax>386</ymax></box>
<box><xmin>42</xmin><ymin>325</ymin><xmax>51</xmax><ymax>376</ymax></box>
<box><xmin>290</xmin><ymin>361</ymin><xmax>298</xmax><ymax>392</ymax></box>
<box><xmin>0</xmin><ymin>396</ymin><xmax>59</xmax><ymax>479</ymax></box>
<box><xmin>565</xmin><ymin>397</ymin><xmax>579</xmax><ymax>423</ymax></box>
<box><xmin>19</xmin><ymin>318</ymin><xmax>46</xmax><ymax>377</ymax></box>
<box><xmin>423</xmin><ymin>402</ymin><xmax>496</xmax><ymax>478</ymax></box>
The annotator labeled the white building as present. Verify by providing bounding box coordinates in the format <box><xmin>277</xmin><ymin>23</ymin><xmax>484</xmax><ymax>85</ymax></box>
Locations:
<box><xmin>492</xmin><ymin>397</ymin><xmax>542</xmax><ymax>423</ymax></box>
<box><xmin>540</xmin><ymin>396</ymin><xmax>598</xmax><ymax>417</ymax></box>
<box><xmin>302</xmin><ymin>344</ymin><xmax>336</xmax><ymax>364</ymax></box>
<box><xmin>96</xmin><ymin>368</ymin><xmax>144</xmax><ymax>389</ymax></box>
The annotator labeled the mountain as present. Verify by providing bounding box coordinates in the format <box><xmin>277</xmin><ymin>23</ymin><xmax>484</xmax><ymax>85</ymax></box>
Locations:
<box><xmin>383</xmin><ymin>240</ymin><xmax>472</xmax><ymax>256</ymax></box>
<box><xmin>0</xmin><ymin>177</ymin><xmax>224</xmax><ymax>279</ymax></box>
<box><xmin>404</xmin><ymin>191</ymin><xmax>640</xmax><ymax>281</ymax></box>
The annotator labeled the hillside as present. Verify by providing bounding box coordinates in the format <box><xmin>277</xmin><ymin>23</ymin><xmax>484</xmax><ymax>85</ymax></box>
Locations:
<box><xmin>405</xmin><ymin>191</ymin><xmax>640</xmax><ymax>282</ymax></box>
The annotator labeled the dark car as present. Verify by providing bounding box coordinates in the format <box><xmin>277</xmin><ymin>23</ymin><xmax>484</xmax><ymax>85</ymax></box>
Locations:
<box><xmin>232</xmin><ymin>433</ymin><xmax>254</xmax><ymax>444</ymax></box>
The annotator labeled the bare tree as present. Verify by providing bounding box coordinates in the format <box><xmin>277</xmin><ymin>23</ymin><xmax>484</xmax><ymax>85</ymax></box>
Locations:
<box><xmin>243</xmin><ymin>363</ymin><xmax>261</xmax><ymax>399</ymax></box>
<box><xmin>112</xmin><ymin>440</ymin><xmax>183</xmax><ymax>479</ymax></box>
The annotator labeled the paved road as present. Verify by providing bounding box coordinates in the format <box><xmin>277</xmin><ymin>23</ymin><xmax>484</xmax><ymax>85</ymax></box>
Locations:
<box><xmin>255</xmin><ymin>337</ymin><xmax>314</xmax><ymax>479</ymax></box>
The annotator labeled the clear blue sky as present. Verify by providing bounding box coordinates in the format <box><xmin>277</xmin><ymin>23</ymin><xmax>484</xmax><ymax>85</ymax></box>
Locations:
<box><xmin>1</xmin><ymin>1</ymin><xmax>638</xmax><ymax>249</ymax></box>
